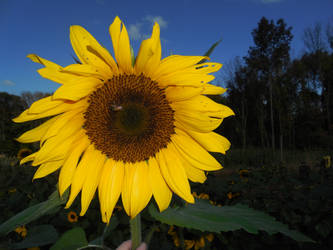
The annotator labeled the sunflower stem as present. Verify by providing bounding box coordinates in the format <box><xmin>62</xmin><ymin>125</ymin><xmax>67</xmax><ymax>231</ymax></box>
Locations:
<box><xmin>130</xmin><ymin>213</ymin><xmax>142</xmax><ymax>249</ymax></box>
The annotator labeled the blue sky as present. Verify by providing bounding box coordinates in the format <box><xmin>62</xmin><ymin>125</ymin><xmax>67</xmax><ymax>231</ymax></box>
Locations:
<box><xmin>1</xmin><ymin>0</ymin><xmax>332</xmax><ymax>95</ymax></box>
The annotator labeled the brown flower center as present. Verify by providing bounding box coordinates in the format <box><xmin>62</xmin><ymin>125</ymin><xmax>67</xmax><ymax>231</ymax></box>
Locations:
<box><xmin>84</xmin><ymin>74</ymin><xmax>175</xmax><ymax>163</ymax></box>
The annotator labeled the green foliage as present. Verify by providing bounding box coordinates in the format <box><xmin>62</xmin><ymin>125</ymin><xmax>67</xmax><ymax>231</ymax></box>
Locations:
<box><xmin>148</xmin><ymin>199</ymin><xmax>313</xmax><ymax>242</ymax></box>
<box><xmin>50</xmin><ymin>227</ymin><xmax>88</xmax><ymax>250</ymax></box>
<box><xmin>10</xmin><ymin>225</ymin><xmax>58</xmax><ymax>249</ymax></box>
<box><xmin>0</xmin><ymin>190</ymin><xmax>68</xmax><ymax>235</ymax></box>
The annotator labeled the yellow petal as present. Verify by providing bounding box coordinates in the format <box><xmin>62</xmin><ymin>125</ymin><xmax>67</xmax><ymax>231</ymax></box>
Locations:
<box><xmin>28</xmin><ymin>96</ymin><xmax>63</xmax><ymax>114</ymax></box>
<box><xmin>37</xmin><ymin>68</ymin><xmax>84</xmax><ymax>85</ymax></box>
<box><xmin>122</xmin><ymin>161</ymin><xmax>152</xmax><ymax>218</ymax></box>
<box><xmin>27</xmin><ymin>54</ymin><xmax>62</xmax><ymax>70</ymax></box>
<box><xmin>174</xmin><ymin>111</ymin><xmax>222</xmax><ymax>133</ymax></box>
<box><xmin>16</xmin><ymin>116</ymin><xmax>58</xmax><ymax>143</ymax></box>
<box><xmin>202</xmin><ymin>84</ymin><xmax>226</xmax><ymax>95</ymax></box>
<box><xmin>171</xmin><ymin>128</ymin><xmax>222</xmax><ymax>171</ymax></box>
<box><xmin>121</xmin><ymin>162</ymin><xmax>134</xmax><ymax>216</ymax></box>
<box><xmin>41</xmin><ymin>109</ymin><xmax>84</xmax><ymax>143</ymax></box>
<box><xmin>157</xmin><ymin>71</ymin><xmax>215</xmax><ymax>87</ymax></box>
<box><xmin>148</xmin><ymin>156</ymin><xmax>172</xmax><ymax>212</ymax></box>
<box><xmin>70</xmin><ymin>25</ymin><xmax>118</xmax><ymax>73</ymax></box>
<box><xmin>99</xmin><ymin>159</ymin><xmax>124</xmax><ymax>223</ymax></box>
<box><xmin>165</xmin><ymin>86</ymin><xmax>203</xmax><ymax>102</ymax></box>
<box><xmin>32</xmin><ymin>116</ymin><xmax>84</xmax><ymax>166</ymax></box>
<box><xmin>186</xmin><ymin>131</ymin><xmax>231</xmax><ymax>154</ymax></box>
<box><xmin>58</xmin><ymin>133</ymin><xmax>90</xmax><ymax>196</ymax></box>
<box><xmin>109</xmin><ymin>17</ymin><xmax>132</xmax><ymax>73</ymax></box>
<box><xmin>53</xmin><ymin>77</ymin><xmax>102</xmax><ymax>101</ymax></box>
<box><xmin>27</xmin><ymin>54</ymin><xmax>87</xmax><ymax>85</ymax></box>
<box><xmin>33</xmin><ymin>159</ymin><xmax>63</xmax><ymax>179</ymax></box>
<box><xmin>65</xmin><ymin>144</ymin><xmax>98</xmax><ymax>208</ymax></box>
<box><xmin>152</xmin><ymin>55</ymin><xmax>208</xmax><ymax>80</ymax></box>
<box><xmin>135</xmin><ymin>22</ymin><xmax>161</xmax><ymax>76</ymax></box>
<box><xmin>157</xmin><ymin>144</ymin><xmax>194</xmax><ymax>203</ymax></box>
<box><xmin>61</xmin><ymin>64</ymin><xmax>107</xmax><ymax>79</ymax></box>
<box><xmin>13</xmin><ymin>99</ymin><xmax>87</xmax><ymax>123</ymax></box>
<box><xmin>172</xmin><ymin>95</ymin><xmax>234</xmax><ymax>118</ymax></box>
<box><xmin>80</xmin><ymin>149</ymin><xmax>106</xmax><ymax>216</ymax></box>
<box><xmin>183</xmin><ymin>161</ymin><xmax>207</xmax><ymax>183</ymax></box>
<box><xmin>20</xmin><ymin>152</ymin><xmax>37</xmax><ymax>165</ymax></box>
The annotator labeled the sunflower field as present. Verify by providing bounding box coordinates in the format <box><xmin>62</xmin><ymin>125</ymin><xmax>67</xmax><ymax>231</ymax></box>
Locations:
<box><xmin>0</xmin><ymin>149</ymin><xmax>332</xmax><ymax>249</ymax></box>
<box><xmin>1</xmin><ymin>10</ymin><xmax>333</xmax><ymax>250</ymax></box>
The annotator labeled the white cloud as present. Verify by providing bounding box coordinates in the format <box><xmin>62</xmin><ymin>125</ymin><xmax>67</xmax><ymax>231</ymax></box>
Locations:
<box><xmin>128</xmin><ymin>15</ymin><xmax>168</xmax><ymax>41</ymax></box>
<box><xmin>128</xmin><ymin>23</ymin><xmax>143</xmax><ymax>41</ymax></box>
<box><xmin>2</xmin><ymin>80</ymin><xmax>15</xmax><ymax>86</ymax></box>
<box><xmin>144</xmin><ymin>15</ymin><xmax>168</xmax><ymax>28</ymax></box>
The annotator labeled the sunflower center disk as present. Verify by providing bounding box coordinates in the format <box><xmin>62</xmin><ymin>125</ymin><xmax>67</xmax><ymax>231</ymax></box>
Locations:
<box><xmin>84</xmin><ymin>74</ymin><xmax>175</xmax><ymax>163</ymax></box>
<box><xmin>116</xmin><ymin>103</ymin><xmax>148</xmax><ymax>136</ymax></box>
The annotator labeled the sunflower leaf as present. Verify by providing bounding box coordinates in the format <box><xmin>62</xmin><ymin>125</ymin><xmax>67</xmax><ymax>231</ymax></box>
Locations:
<box><xmin>50</xmin><ymin>227</ymin><xmax>88</xmax><ymax>250</ymax></box>
<box><xmin>0</xmin><ymin>189</ymin><xmax>69</xmax><ymax>235</ymax></box>
<box><xmin>148</xmin><ymin>199</ymin><xmax>314</xmax><ymax>243</ymax></box>
<box><xmin>197</xmin><ymin>39</ymin><xmax>222</xmax><ymax>64</ymax></box>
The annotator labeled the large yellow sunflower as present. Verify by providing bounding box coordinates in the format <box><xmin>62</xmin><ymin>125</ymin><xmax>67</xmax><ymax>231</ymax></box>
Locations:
<box><xmin>14</xmin><ymin>16</ymin><xmax>234</xmax><ymax>223</ymax></box>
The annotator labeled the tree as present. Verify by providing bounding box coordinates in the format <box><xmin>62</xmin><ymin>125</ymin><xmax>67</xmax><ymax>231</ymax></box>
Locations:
<box><xmin>245</xmin><ymin>17</ymin><xmax>293</xmax><ymax>156</ymax></box>
<box><xmin>303</xmin><ymin>23</ymin><xmax>327</xmax><ymax>53</ymax></box>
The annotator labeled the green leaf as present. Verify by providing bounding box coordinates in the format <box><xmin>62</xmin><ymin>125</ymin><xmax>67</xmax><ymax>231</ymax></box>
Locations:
<box><xmin>0</xmin><ymin>189</ymin><xmax>69</xmax><ymax>235</ymax></box>
<box><xmin>198</xmin><ymin>39</ymin><xmax>222</xmax><ymax>64</ymax></box>
<box><xmin>11</xmin><ymin>224</ymin><xmax>58</xmax><ymax>249</ymax></box>
<box><xmin>148</xmin><ymin>199</ymin><xmax>314</xmax><ymax>243</ymax></box>
<box><xmin>50</xmin><ymin>227</ymin><xmax>88</xmax><ymax>250</ymax></box>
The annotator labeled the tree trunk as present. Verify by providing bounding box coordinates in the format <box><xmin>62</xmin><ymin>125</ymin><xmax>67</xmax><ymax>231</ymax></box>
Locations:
<box><xmin>269</xmin><ymin>73</ymin><xmax>275</xmax><ymax>153</ymax></box>
<box><xmin>279</xmin><ymin>112</ymin><xmax>283</xmax><ymax>162</ymax></box>
<box><xmin>327</xmin><ymin>82</ymin><xmax>331</xmax><ymax>135</ymax></box>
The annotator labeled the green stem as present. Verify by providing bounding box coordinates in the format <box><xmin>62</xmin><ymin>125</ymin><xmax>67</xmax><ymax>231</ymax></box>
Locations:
<box><xmin>130</xmin><ymin>213</ymin><xmax>142</xmax><ymax>250</ymax></box>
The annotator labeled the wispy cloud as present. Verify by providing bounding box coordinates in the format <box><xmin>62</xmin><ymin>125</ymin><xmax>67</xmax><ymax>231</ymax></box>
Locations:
<box><xmin>1</xmin><ymin>80</ymin><xmax>15</xmax><ymax>86</ymax></box>
<box><xmin>128</xmin><ymin>23</ymin><xmax>143</xmax><ymax>41</ymax></box>
<box><xmin>144</xmin><ymin>15</ymin><xmax>168</xmax><ymax>28</ymax></box>
<box><xmin>128</xmin><ymin>15</ymin><xmax>168</xmax><ymax>41</ymax></box>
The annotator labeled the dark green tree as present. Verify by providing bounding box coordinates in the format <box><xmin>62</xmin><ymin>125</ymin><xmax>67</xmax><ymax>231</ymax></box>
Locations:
<box><xmin>245</xmin><ymin>17</ymin><xmax>293</xmax><ymax>156</ymax></box>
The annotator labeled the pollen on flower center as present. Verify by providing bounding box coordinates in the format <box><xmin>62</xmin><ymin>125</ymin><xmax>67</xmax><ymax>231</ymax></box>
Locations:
<box><xmin>83</xmin><ymin>73</ymin><xmax>175</xmax><ymax>163</ymax></box>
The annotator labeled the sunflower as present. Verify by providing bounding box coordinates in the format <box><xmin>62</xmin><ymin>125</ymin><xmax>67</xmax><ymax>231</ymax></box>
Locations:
<box><xmin>67</xmin><ymin>211</ymin><xmax>78</xmax><ymax>223</ymax></box>
<box><xmin>14</xmin><ymin>225</ymin><xmax>27</xmax><ymax>238</ymax></box>
<box><xmin>17</xmin><ymin>148</ymin><xmax>32</xmax><ymax>160</ymax></box>
<box><xmin>14</xmin><ymin>16</ymin><xmax>234</xmax><ymax>223</ymax></box>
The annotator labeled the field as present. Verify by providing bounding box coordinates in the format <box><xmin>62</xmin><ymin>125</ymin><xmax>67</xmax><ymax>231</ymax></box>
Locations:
<box><xmin>1</xmin><ymin>148</ymin><xmax>332</xmax><ymax>250</ymax></box>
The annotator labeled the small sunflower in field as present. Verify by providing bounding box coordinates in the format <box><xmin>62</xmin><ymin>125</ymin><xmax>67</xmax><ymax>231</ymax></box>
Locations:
<box><xmin>17</xmin><ymin>148</ymin><xmax>32</xmax><ymax>160</ymax></box>
<box><xmin>67</xmin><ymin>211</ymin><xmax>78</xmax><ymax>223</ymax></box>
<box><xmin>14</xmin><ymin>16</ymin><xmax>233</xmax><ymax>222</ymax></box>
<box><xmin>14</xmin><ymin>225</ymin><xmax>27</xmax><ymax>238</ymax></box>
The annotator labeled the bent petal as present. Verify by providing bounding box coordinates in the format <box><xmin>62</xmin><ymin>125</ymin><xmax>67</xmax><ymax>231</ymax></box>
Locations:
<box><xmin>135</xmin><ymin>22</ymin><xmax>161</xmax><ymax>76</ymax></box>
<box><xmin>172</xmin><ymin>128</ymin><xmax>222</xmax><ymax>171</ymax></box>
<box><xmin>70</xmin><ymin>25</ymin><xmax>117</xmax><ymax>73</ymax></box>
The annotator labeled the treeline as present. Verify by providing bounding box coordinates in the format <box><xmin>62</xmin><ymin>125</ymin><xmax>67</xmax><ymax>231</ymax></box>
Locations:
<box><xmin>217</xmin><ymin>17</ymin><xmax>333</xmax><ymax>157</ymax></box>
<box><xmin>0</xmin><ymin>91</ymin><xmax>50</xmax><ymax>155</ymax></box>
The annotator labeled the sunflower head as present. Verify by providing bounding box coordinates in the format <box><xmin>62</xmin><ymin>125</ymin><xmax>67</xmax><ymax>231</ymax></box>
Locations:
<box><xmin>14</xmin><ymin>225</ymin><xmax>27</xmax><ymax>238</ymax></box>
<box><xmin>14</xmin><ymin>16</ymin><xmax>234</xmax><ymax>223</ymax></box>
<box><xmin>67</xmin><ymin>211</ymin><xmax>78</xmax><ymax>223</ymax></box>
<box><xmin>17</xmin><ymin>148</ymin><xmax>32</xmax><ymax>160</ymax></box>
